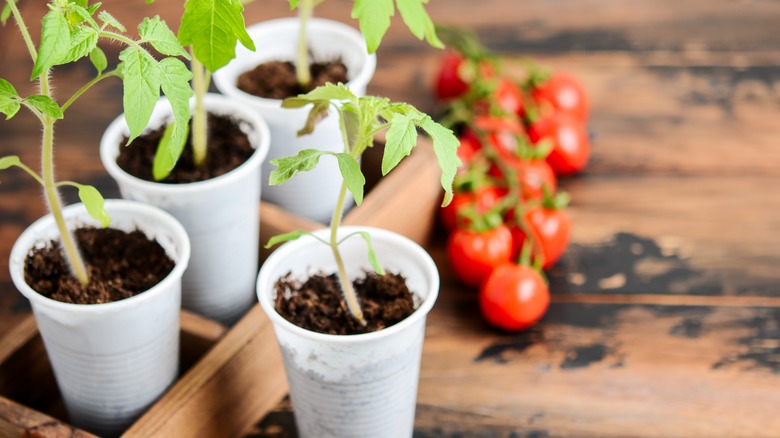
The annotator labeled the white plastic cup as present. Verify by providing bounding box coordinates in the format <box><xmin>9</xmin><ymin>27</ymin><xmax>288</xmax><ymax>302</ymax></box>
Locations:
<box><xmin>100</xmin><ymin>94</ymin><xmax>270</xmax><ymax>325</ymax></box>
<box><xmin>213</xmin><ymin>18</ymin><xmax>377</xmax><ymax>223</ymax></box>
<box><xmin>9</xmin><ymin>200</ymin><xmax>191</xmax><ymax>437</ymax></box>
<box><xmin>256</xmin><ymin>226</ymin><xmax>439</xmax><ymax>438</ymax></box>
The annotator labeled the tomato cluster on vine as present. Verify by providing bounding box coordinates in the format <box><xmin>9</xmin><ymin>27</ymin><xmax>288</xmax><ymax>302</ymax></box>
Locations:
<box><xmin>432</xmin><ymin>28</ymin><xmax>591</xmax><ymax>332</ymax></box>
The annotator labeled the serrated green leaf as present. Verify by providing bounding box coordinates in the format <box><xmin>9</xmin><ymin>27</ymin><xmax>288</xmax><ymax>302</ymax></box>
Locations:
<box><xmin>97</xmin><ymin>10</ymin><xmax>125</xmax><ymax>32</ymax></box>
<box><xmin>268</xmin><ymin>149</ymin><xmax>327</xmax><ymax>185</ymax></box>
<box><xmin>1</xmin><ymin>2</ymin><xmax>12</xmax><ymax>26</ymax></box>
<box><xmin>288</xmin><ymin>0</ymin><xmax>300</xmax><ymax>10</ymax></box>
<box><xmin>119</xmin><ymin>47</ymin><xmax>162</xmax><ymax>143</ymax></box>
<box><xmin>66</xmin><ymin>3</ymin><xmax>98</xmax><ymax>29</ymax></box>
<box><xmin>396</xmin><ymin>0</ymin><xmax>443</xmax><ymax>48</ymax></box>
<box><xmin>0</xmin><ymin>79</ymin><xmax>20</xmax><ymax>119</ymax></box>
<box><xmin>335</xmin><ymin>153</ymin><xmax>365</xmax><ymax>205</ymax></box>
<box><xmin>420</xmin><ymin>116</ymin><xmax>460</xmax><ymax>206</ymax></box>
<box><xmin>89</xmin><ymin>46</ymin><xmax>107</xmax><ymax>73</ymax></box>
<box><xmin>382</xmin><ymin>113</ymin><xmax>417</xmax><ymax>175</ymax></box>
<box><xmin>0</xmin><ymin>155</ymin><xmax>21</xmax><ymax>170</ymax></box>
<box><xmin>31</xmin><ymin>9</ymin><xmax>71</xmax><ymax>79</ymax></box>
<box><xmin>76</xmin><ymin>184</ymin><xmax>111</xmax><ymax>227</ymax></box>
<box><xmin>158</xmin><ymin>57</ymin><xmax>194</xmax><ymax>163</ymax></box>
<box><xmin>178</xmin><ymin>0</ymin><xmax>255</xmax><ymax>72</ymax></box>
<box><xmin>139</xmin><ymin>16</ymin><xmax>190</xmax><ymax>59</ymax></box>
<box><xmin>24</xmin><ymin>95</ymin><xmax>63</xmax><ymax>119</ymax></box>
<box><xmin>354</xmin><ymin>231</ymin><xmax>385</xmax><ymax>275</ymax></box>
<box><xmin>351</xmin><ymin>0</ymin><xmax>394</xmax><ymax>54</ymax></box>
<box><xmin>265</xmin><ymin>229</ymin><xmax>309</xmax><ymax>248</ymax></box>
<box><xmin>60</xmin><ymin>25</ymin><xmax>98</xmax><ymax>64</ymax></box>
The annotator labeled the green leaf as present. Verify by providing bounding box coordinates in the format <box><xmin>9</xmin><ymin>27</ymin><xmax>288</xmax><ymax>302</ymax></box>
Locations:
<box><xmin>420</xmin><ymin>116</ymin><xmax>461</xmax><ymax>206</ymax></box>
<box><xmin>351</xmin><ymin>0</ymin><xmax>394</xmax><ymax>54</ymax></box>
<box><xmin>0</xmin><ymin>79</ymin><xmax>20</xmax><ymax>119</ymax></box>
<box><xmin>382</xmin><ymin>113</ymin><xmax>417</xmax><ymax>175</ymax></box>
<box><xmin>265</xmin><ymin>229</ymin><xmax>309</xmax><ymax>248</ymax></box>
<box><xmin>119</xmin><ymin>47</ymin><xmax>162</xmax><ymax>143</ymax></box>
<box><xmin>31</xmin><ymin>8</ymin><xmax>71</xmax><ymax>79</ymax></box>
<box><xmin>138</xmin><ymin>16</ymin><xmax>190</xmax><ymax>59</ymax></box>
<box><xmin>294</xmin><ymin>82</ymin><xmax>357</xmax><ymax>103</ymax></box>
<box><xmin>158</xmin><ymin>57</ymin><xmax>194</xmax><ymax>162</ymax></box>
<box><xmin>268</xmin><ymin>149</ymin><xmax>327</xmax><ymax>185</ymax></box>
<box><xmin>152</xmin><ymin>121</ymin><xmax>189</xmax><ymax>181</ymax></box>
<box><xmin>1</xmin><ymin>2</ymin><xmax>12</xmax><ymax>26</ymax></box>
<box><xmin>354</xmin><ymin>231</ymin><xmax>385</xmax><ymax>275</ymax></box>
<box><xmin>76</xmin><ymin>184</ymin><xmax>111</xmax><ymax>227</ymax></box>
<box><xmin>342</xmin><ymin>104</ymin><xmax>360</xmax><ymax>151</ymax></box>
<box><xmin>24</xmin><ymin>95</ymin><xmax>64</xmax><ymax>119</ymax></box>
<box><xmin>288</xmin><ymin>0</ymin><xmax>300</xmax><ymax>10</ymax></box>
<box><xmin>97</xmin><ymin>10</ymin><xmax>125</xmax><ymax>32</ymax></box>
<box><xmin>69</xmin><ymin>0</ymin><xmax>88</xmax><ymax>8</ymax></box>
<box><xmin>396</xmin><ymin>0</ymin><xmax>442</xmax><ymax>48</ymax></box>
<box><xmin>89</xmin><ymin>46</ymin><xmax>107</xmax><ymax>73</ymax></box>
<box><xmin>298</xmin><ymin>100</ymin><xmax>330</xmax><ymax>136</ymax></box>
<box><xmin>178</xmin><ymin>0</ymin><xmax>255</xmax><ymax>73</ymax></box>
<box><xmin>0</xmin><ymin>155</ymin><xmax>21</xmax><ymax>170</ymax></box>
<box><xmin>86</xmin><ymin>2</ymin><xmax>102</xmax><ymax>15</ymax></box>
<box><xmin>60</xmin><ymin>25</ymin><xmax>98</xmax><ymax>64</ymax></box>
<box><xmin>335</xmin><ymin>153</ymin><xmax>365</xmax><ymax>205</ymax></box>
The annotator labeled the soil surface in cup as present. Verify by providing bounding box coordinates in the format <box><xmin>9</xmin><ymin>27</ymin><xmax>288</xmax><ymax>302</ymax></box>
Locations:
<box><xmin>24</xmin><ymin>227</ymin><xmax>174</xmax><ymax>304</ymax></box>
<box><xmin>274</xmin><ymin>271</ymin><xmax>418</xmax><ymax>335</ymax></box>
<box><xmin>237</xmin><ymin>60</ymin><xmax>349</xmax><ymax>100</ymax></box>
<box><xmin>117</xmin><ymin>113</ymin><xmax>254</xmax><ymax>183</ymax></box>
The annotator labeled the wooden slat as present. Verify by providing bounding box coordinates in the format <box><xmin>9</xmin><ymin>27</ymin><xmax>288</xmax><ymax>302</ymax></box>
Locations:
<box><xmin>0</xmin><ymin>396</ymin><xmax>97</xmax><ymax>438</ymax></box>
<box><xmin>125</xmin><ymin>306</ymin><xmax>287</xmax><ymax>438</ymax></box>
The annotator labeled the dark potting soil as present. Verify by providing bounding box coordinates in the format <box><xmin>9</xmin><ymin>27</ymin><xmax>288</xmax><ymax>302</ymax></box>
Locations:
<box><xmin>116</xmin><ymin>113</ymin><xmax>255</xmax><ymax>183</ymax></box>
<box><xmin>24</xmin><ymin>227</ymin><xmax>174</xmax><ymax>305</ymax></box>
<box><xmin>274</xmin><ymin>271</ymin><xmax>418</xmax><ymax>335</ymax></box>
<box><xmin>236</xmin><ymin>60</ymin><xmax>349</xmax><ymax>100</ymax></box>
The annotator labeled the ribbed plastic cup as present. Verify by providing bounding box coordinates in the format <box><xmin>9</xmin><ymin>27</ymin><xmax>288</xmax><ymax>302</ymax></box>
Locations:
<box><xmin>257</xmin><ymin>226</ymin><xmax>439</xmax><ymax>438</ymax></box>
<box><xmin>9</xmin><ymin>200</ymin><xmax>191</xmax><ymax>437</ymax></box>
<box><xmin>100</xmin><ymin>94</ymin><xmax>271</xmax><ymax>325</ymax></box>
<box><xmin>213</xmin><ymin>18</ymin><xmax>377</xmax><ymax>224</ymax></box>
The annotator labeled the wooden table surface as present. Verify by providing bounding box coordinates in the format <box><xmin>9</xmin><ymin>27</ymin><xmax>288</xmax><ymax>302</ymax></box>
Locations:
<box><xmin>2</xmin><ymin>1</ymin><xmax>780</xmax><ymax>437</ymax></box>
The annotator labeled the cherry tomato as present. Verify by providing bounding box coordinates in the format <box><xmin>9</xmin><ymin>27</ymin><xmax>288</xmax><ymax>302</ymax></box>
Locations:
<box><xmin>480</xmin><ymin>263</ymin><xmax>550</xmax><ymax>331</ymax></box>
<box><xmin>495</xmin><ymin>78</ymin><xmax>524</xmax><ymax>115</ymax></box>
<box><xmin>435</xmin><ymin>51</ymin><xmax>469</xmax><ymax>100</ymax></box>
<box><xmin>447</xmin><ymin>224</ymin><xmax>513</xmax><ymax>287</ymax></box>
<box><xmin>512</xmin><ymin>206</ymin><xmax>571</xmax><ymax>270</ymax></box>
<box><xmin>532</xmin><ymin>71</ymin><xmax>589</xmax><ymax>122</ymax></box>
<box><xmin>473</xmin><ymin>115</ymin><xmax>524</xmax><ymax>160</ymax></box>
<box><xmin>517</xmin><ymin>158</ymin><xmax>556</xmax><ymax>201</ymax></box>
<box><xmin>528</xmin><ymin>113</ymin><xmax>590</xmax><ymax>176</ymax></box>
<box><xmin>456</xmin><ymin>136</ymin><xmax>480</xmax><ymax>172</ymax></box>
<box><xmin>440</xmin><ymin>185</ymin><xmax>503</xmax><ymax>232</ymax></box>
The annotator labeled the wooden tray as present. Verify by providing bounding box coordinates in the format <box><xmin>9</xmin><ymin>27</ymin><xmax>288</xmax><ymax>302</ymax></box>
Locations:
<box><xmin>0</xmin><ymin>141</ymin><xmax>442</xmax><ymax>437</ymax></box>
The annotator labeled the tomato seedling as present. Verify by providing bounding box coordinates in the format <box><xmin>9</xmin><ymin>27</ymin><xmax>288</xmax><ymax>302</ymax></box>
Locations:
<box><xmin>0</xmin><ymin>0</ymin><xmax>190</xmax><ymax>285</ymax></box>
<box><xmin>146</xmin><ymin>0</ymin><xmax>254</xmax><ymax>180</ymax></box>
<box><xmin>265</xmin><ymin>83</ymin><xmax>460</xmax><ymax>325</ymax></box>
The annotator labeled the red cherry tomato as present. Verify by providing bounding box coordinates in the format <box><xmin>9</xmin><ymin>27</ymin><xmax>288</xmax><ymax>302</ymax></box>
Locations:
<box><xmin>447</xmin><ymin>224</ymin><xmax>513</xmax><ymax>287</ymax></box>
<box><xmin>480</xmin><ymin>263</ymin><xmax>550</xmax><ymax>331</ymax></box>
<box><xmin>473</xmin><ymin>115</ymin><xmax>524</xmax><ymax>161</ymax></box>
<box><xmin>440</xmin><ymin>186</ymin><xmax>503</xmax><ymax>232</ymax></box>
<box><xmin>513</xmin><ymin>158</ymin><xmax>557</xmax><ymax>201</ymax></box>
<box><xmin>532</xmin><ymin>71</ymin><xmax>589</xmax><ymax>122</ymax></box>
<box><xmin>528</xmin><ymin>113</ymin><xmax>590</xmax><ymax>176</ymax></box>
<box><xmin>512</xmin><ymin>206</ymin><xmax>571</xmax><ymax>270</ymax></box>
<box><xmin>435</xmin><ymin>51</ymin><xmax>469</xmax><ymax>100</ymax></box>
<box><xmin>456</xmin><ymin>136</ymin><xmax>480</xmax><ymax>172</ymax></box>
<box><xmin>495</xmin><ymin>78</ymin><xmax>524</xmax><ymax>115</ymax></box>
